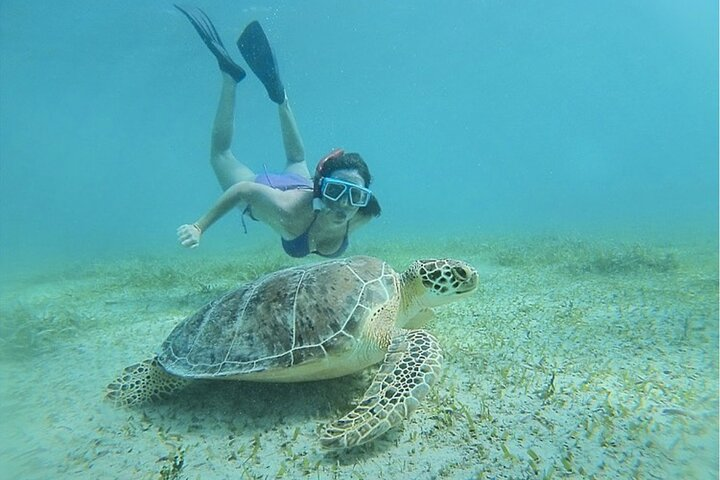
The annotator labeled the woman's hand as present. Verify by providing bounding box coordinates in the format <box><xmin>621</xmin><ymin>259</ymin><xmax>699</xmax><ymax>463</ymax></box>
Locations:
<box><xmin>177</xmin><ymin>223</ymin><xmax>202</xmax><ymax>248</ymax></box>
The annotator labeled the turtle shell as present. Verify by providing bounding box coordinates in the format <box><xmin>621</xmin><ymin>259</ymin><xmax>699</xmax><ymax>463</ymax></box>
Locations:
<box><xmin>157</xmin><ymin>256</ymin><xmax>397</xmax><ymax>378</ymax></box>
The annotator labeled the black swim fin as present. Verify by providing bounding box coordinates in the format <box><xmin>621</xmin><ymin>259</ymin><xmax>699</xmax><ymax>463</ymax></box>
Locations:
<box><xmin>175</xmin><ymin>4</ymin><xmax>246</xmax><ymax>83</ymax></box>
<box><xmin>237</xmin><ymin>21</ymin><xmax>286</xmax><ymax>104</ymax></box>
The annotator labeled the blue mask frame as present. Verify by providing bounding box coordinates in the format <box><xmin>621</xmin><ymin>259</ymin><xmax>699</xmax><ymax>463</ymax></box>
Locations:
<box><xmin>320</xmin><ymin>177</ymin><xmax>372</xmax><ymax>207</ymax></box>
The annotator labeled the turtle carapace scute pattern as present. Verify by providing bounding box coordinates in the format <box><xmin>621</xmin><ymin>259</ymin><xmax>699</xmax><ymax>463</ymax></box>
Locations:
<box><xmin>160</xmin><ymin>256</ymin><xmax>397</xmax><ymax>378</ymax></box>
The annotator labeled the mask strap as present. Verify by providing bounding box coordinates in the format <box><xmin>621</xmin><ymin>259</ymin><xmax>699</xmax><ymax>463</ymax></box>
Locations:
<box><xmin>313</xmin><ymin>148</ymin><xmax>344</xmax><ymax>207</ymax></box>
<box><xmin>315</xmin><ymin>148</ymin><xmax>345</xmax><ymax>177</ymax></box>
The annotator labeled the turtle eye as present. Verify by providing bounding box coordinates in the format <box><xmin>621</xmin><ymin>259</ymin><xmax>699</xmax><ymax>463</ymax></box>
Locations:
<box><xmin>452</xmin><ymin>266</ymin><xmax>468</xmax><ymax>281</ymax></box>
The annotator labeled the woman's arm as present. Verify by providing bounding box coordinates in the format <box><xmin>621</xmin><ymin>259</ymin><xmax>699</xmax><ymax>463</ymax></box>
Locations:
<box><xmin>177</xmin><ymin>181</ymin><xmax>254</xmax><ymax>248</ymax></box>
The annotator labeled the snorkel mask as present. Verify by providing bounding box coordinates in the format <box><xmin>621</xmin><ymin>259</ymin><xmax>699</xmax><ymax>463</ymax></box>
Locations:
<box><xmin>312</xmin><ymin>148</ymin><xmax>373</xmax><ymax>211</ymax></box>
<box><xmin>319</xmin><ymin>177</ymin><xmax>372</xmax><ymax>207</ymax></box>
<box><xmin>313</xmin><ymin>148</ymin><xmax>372</xmax><ymax>211</ymax></box>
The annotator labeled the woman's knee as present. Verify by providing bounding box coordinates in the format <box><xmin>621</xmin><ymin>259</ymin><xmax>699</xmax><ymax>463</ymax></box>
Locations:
<box><xmin>211</xmin><ymin>152</ymin><xmax>254</xmax><ymax>189</ymax></box>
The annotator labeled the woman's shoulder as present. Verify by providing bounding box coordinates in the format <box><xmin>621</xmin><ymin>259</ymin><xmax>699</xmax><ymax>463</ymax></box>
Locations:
<box><xmin>244</xmin><ymin>181</ymin><xmax>309</xmax><ymax>205</ymax></box>
<box><xmin>248</xmin><ymin>185</ymin><xmax>314</xmax><ymax>225</ymax></box>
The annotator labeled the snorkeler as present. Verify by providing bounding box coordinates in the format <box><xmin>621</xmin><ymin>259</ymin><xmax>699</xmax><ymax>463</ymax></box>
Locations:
<box><xmin>174</xmin><ymin>5</ymin><xmax>381</xmax><ymax>258</ymax></box>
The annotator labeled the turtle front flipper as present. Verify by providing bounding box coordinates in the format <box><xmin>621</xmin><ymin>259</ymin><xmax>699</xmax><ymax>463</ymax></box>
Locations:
<box><xmin>320</xmin><ymin>329</ymin><xmax>443</xmax><ymax>449</ymax></box>
<box><xmin>106</xmin><ymin>358</ymin><xmax>190</xmax><ymax>407</ymax></box>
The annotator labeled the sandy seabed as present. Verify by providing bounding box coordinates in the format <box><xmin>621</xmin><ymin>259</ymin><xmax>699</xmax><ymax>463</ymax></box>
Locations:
<box><xmin>0</xmin><ymin>234</ymin><xmax>717</xmax><ymax>480</ymax></box>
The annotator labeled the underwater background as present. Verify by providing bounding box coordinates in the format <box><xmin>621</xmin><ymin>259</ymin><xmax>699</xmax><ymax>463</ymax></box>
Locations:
<box><xmin>0</xmin><ymin>1</ymin><xmax>717</xmax><ymax>479</ymax></box>
<box><xmin>0</xmin><ymin>0</ymin><xmax>717</xmax><ymax>267</ymax></box>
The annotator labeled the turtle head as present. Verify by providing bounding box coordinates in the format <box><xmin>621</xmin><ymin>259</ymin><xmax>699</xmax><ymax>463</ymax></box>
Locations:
<box><xmin>402</xmin><ymin>259</ymin><xmax>479</xmax><ymax>308</ymax></box>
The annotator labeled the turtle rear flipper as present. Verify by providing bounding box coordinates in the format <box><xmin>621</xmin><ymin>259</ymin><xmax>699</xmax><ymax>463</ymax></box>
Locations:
<box><xmin>320</xmin><ymin>329</ymin><xmax>443</xmax><ymax>449</ymax></box>
<box><xmin>106</xmin><ymin>358</ymin><xmax>190</xmax><ymax>407</ymax></box>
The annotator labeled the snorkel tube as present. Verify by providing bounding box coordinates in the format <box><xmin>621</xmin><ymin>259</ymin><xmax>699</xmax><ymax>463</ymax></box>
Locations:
<box><xmin>313</xmin><ymin>148</ymin><xmax>345</xmax><ymax>211</ymax></box>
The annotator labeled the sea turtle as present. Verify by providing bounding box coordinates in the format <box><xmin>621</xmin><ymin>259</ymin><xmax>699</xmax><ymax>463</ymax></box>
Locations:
<box><xmin>106</xmin><ymin>255</ymin><xmax>478</xmax><ymax>449</ymax></box>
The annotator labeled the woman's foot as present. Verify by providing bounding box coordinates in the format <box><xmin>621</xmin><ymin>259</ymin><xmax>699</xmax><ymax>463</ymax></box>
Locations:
<box><xmin>175</xmin><ymin>4</ymin><xmax>246</xmax><ymax>83</ymax></box>
<box><xmin>237</xmin><ymin>21</ymin><xmax>286</xmax><ymax>104</ymax></box>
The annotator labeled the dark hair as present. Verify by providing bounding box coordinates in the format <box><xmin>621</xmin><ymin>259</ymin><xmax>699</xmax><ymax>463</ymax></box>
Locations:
<box><xmin>314</xmin><ymin>152</ymin><xmax>381</xmax><ymax>217</ymax></box>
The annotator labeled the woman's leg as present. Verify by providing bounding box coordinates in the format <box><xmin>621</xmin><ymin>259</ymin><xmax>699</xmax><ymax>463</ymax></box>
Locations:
<box><xmin>236</xmin><ymin>20</ymin><xmax>308</xmax><ymax>179</ymax></box>
<box><xmin>279</xmin><ymin>97</ymin><xmax>310</xmax><ymax>178</ymax></box>
<box><xmin>211</xmin><ymin>74</ymin><xmax>255</xmax><ymax>191</ymax></box>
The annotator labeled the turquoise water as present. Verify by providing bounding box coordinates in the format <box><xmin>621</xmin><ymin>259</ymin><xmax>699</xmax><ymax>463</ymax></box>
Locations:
<box><xmin>0</xmin><ymin>1</ymin><xmax>717</xmax><ymax>265</ymax></box>
<box><xmin>0</xmin><ymin>1</ymin><xmax>717</xmax><ymax>479</ymax></box>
